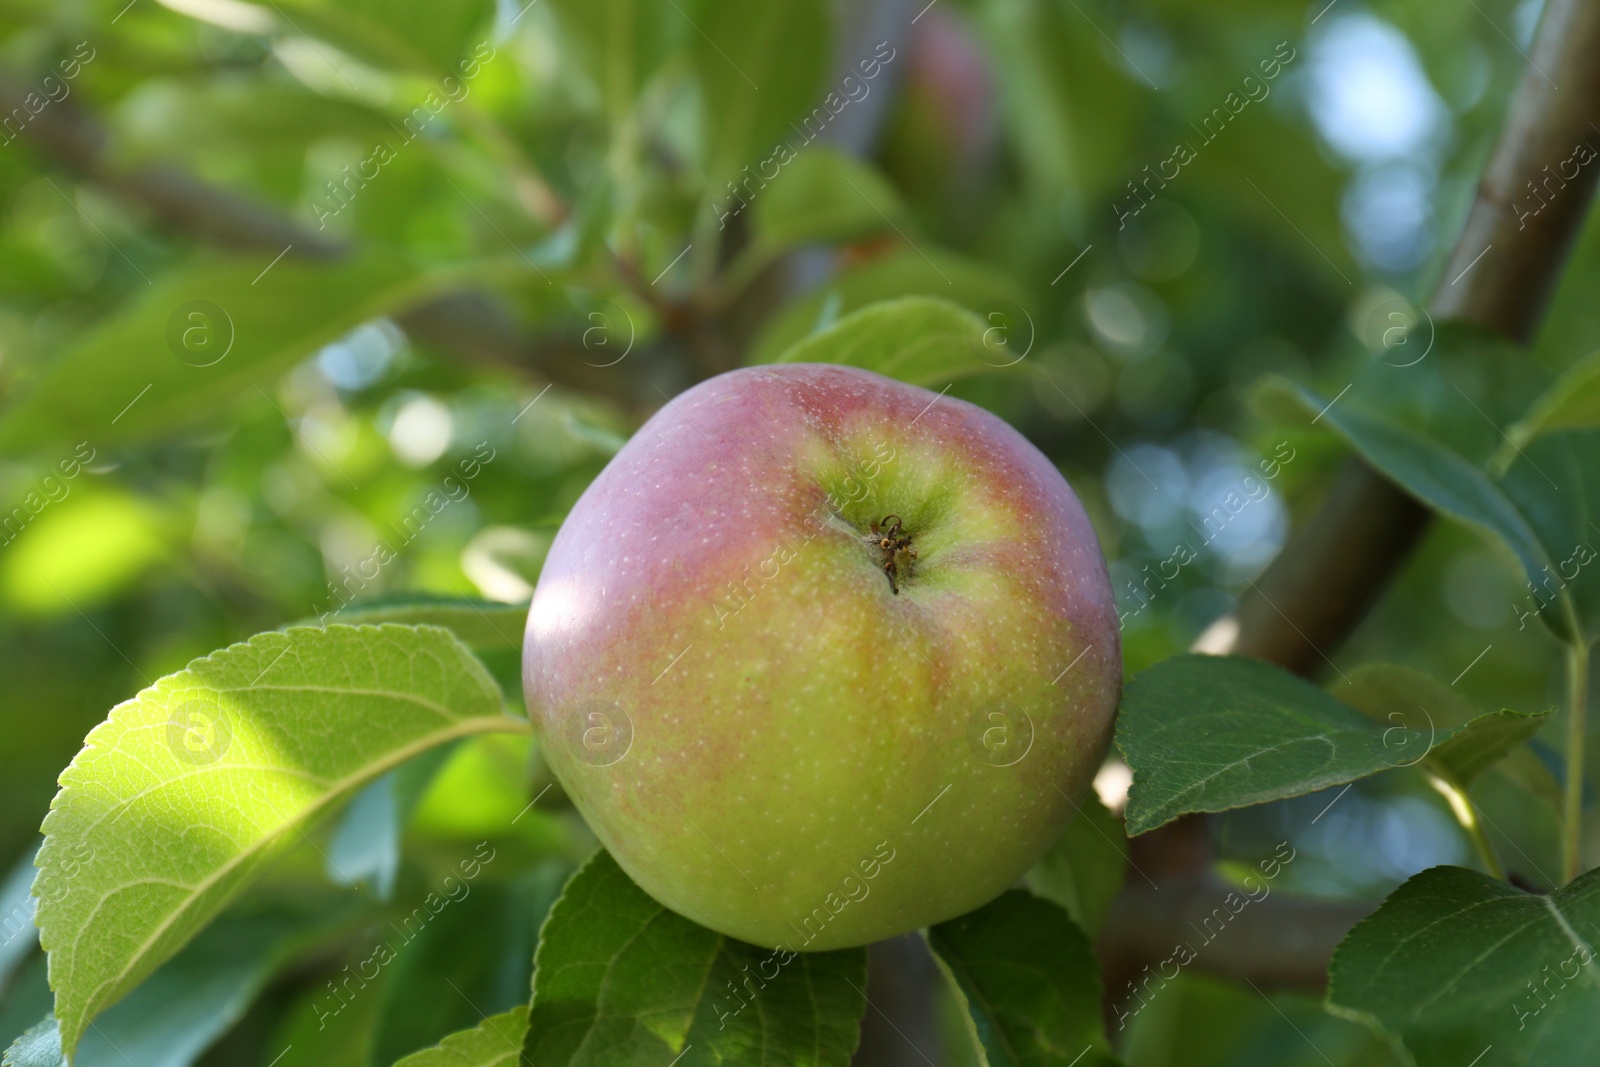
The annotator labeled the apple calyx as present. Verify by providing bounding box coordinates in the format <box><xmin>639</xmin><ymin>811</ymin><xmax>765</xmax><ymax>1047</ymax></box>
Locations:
<box><xmin>866</xmin><ymin>513</ymin><xmax>919</xmax><ymax>594</ymax></box>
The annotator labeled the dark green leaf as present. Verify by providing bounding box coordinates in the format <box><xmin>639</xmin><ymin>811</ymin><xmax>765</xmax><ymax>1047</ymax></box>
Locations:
<box><xmin>1328</xmin><ymin>865</ymin><xmax>1600</xmax><ymax>1065</ymax></box>
<box><xmin>1325</xmin><ymin>320</ymin><xmax>1541</xmax><ymax>466</ymax></box>
<box><xmin>393</xmin><ymin>1008</ymin><xmax>529</xmax><ymax>1067</ymax></box>
<box><xmin>1116</xmin><ymin>655</ymin><xmax>1527</xmax><ymax>835</ymax></box>
<box><xmin>1508</xmin><ymin>348</ymin><xmax>1600</xmax><ymax>449</ymax></box>
<box><xmin>70</xmin><ymin>902</ymin><xmax>353</xmax><ymax>1067</ymax></box>
<box><xmin>1428</xmin><ymin>711</ymin><xmax>1552</xmax><ymax>788</ymax></box>
<box><xmin>372</xmin><ymin>866</ymin><xmax>565</xmax><ymax>1065</ymax></box>
<box><xmin>524</xmin><ymin>850</ymin><xmax>867</xmax><ymax>1067</ymax></box>
<box><xmin>1024</xmin><ymin>793</ymin><xmax>1129</xmax><ymax>936</ymax></box>
<box><xmin>1339</xmin><ymin>663</ymin><xmax>1551</xmax><ymax>786</ymax></box>
<box><xmin>1497</xmin><ymin>429</ymin><xmax>1600</xmax><ymax>645</ymax></box>
<box><xmin>926</xmin><ymin>890</ymin><xmax>1117</xmax><ymax>1067</ymax></box>
<box><xmin>1262</xmin><ymin>378</ymin><xmax>1570</xmax><ymax>636</ymax></box>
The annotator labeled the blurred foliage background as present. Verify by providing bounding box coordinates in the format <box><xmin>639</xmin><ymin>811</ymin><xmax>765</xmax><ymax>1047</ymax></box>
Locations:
<box><xmin>0</xmin><ymin>0</ymin><xmax>1593</xmax><ymax>1063</ymax></box>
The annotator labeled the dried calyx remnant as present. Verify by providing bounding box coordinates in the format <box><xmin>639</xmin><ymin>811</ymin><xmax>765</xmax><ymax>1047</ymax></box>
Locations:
<box><xmin>866</xmin><ymin>514</ymin><xmax>917</xmax><ymax>594</ymax></box>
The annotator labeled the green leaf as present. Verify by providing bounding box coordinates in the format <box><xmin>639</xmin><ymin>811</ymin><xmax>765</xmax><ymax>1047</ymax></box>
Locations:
<box><xmin>33</xmin><ymin>624</ymin><xmax>523</xmax><ymax>1059</ymax></box>
<box><xmin>926</xmin><ymin>890</ymin><xmax>1118</xmax><ymax>1067</ymax></box>
<box><xmin>1263</xmin><ymin>378</ymin><xmax>1571</xmax><ymax>637</ymax></box>
<box><xmin>1024</xmin><ymin>793</ymin><xmax>1129</xmax><ymax>936</ymax></box>
<box><xmin>524</xmin><ymin>850</ymin><xmax>867</xmax><ymax>1067</ymax></box>
<box><xmin>1497</xmin><ymin>429</ymin><xmax>1600</xmax><ymax>645</ymax></box>
<box><xmin>1319</xmin><ymin>320</ymin><xmax>1540</xmax><ymax>467</ymax></box>
<box><xmin>973</xmin><ymin>0</ymin><xmax>1141</xmax><ymax>199</ymax></box>
<box><xmin>1427</xmin><ymin>711</ymin><xmax>1553</xmax><ymax>788</ymax></box>
<box><xmin>253</xmin><ymin>0</ymin><xmax>495</xmax><ymax>78</ymax></box>
<box><xmin>748</xmin><ymin>248</ymin><xmax>1026</xmax><ymax>365</ymax></box>
<box><xmin>1508</xmin><ymin>348</ymin><xmax>1600</xmax><ymax>449</ymax></box>
<box><xmin>764</xmin><ymin>296</ymin><xmax>1004</xmax><ymax>388</ymax></box>
<box><xmin>749</xmin><ymin>147</ymin><xmax>907</xmax><ymax>253</ymax></box>
<box><xmin>0</xmin><ymin>255</ymin><xmax>474</xmax><ymax>453</ymax></box>
<box><xmin>372</xmin><ymin>867</ymin><xmax>565</xmax><ymax>1065</ymax></box>
<box><xmin>2</xmin><ymin>1017</ymin><xmax>59</xmax><ymax>1067</ymax></box>
<box><xmin>1339</xmin><ymin>663</ymin><xmax>1551</xmax><ymax>787</ymax></box>
<box><xmin>1327</xmin><ymin>865</ymin><xmax>1600</xmax><ymax>1065</ymax></box>
<box><xmin>291</xmin><ymin>596</ymin><xmax>527</xmax><ymax>653</ymax></box>
<box><xmin>1116</xmin><ymin>655</ymin><xmax>1527</xmax><ymax>836</ymax></box>
<box><xmin>547</xmin><ymin>0</ymin><xmax>676</xmax><ymax>119</ymax></box>
<box><xmin>393</xmin><ymin>1008</ymin><xmax>529</xmax><ymax>1067</ymax></box>
<box><xmin>691</xmin><ymin>0</ymin><xmax>830</xmax><ymax>186</ymax></box>
<box><xmin>116</xmin><ymin>80</ymin><xmax>398</xmax><ymax>162</ymax></box>
<box><xmin>74</xmin><ymin>901</ymin><xmax>353</xmax><ymax>1067</ymax></box>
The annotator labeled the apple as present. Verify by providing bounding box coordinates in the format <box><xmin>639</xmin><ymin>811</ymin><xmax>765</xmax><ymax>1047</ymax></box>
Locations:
<box><xmin>523</xmin><ymin>363</ymin><xmax>1120</xmax><ymax>950</ymax></box>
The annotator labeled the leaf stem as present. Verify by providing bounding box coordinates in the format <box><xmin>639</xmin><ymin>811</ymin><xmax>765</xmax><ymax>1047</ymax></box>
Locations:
<box><xmin>1427</xmin><ymin>773</ymin><xmax>1505</xmax><ymax>881</ymax></box>
<box><xmin>1563</xmin><ymin>640</ymin><xmax>1590</xmax><ymax>883</ymax></box>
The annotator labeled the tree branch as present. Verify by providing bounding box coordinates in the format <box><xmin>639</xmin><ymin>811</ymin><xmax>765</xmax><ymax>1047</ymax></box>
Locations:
<box><xmin>1097</xmin><ymin>875</ymin><xmax>1377</xmax><ymax>1000</ymax></box>
<box><xmin>1099</xmin><ymin>0</ymin><xmax>1600</xmax><ymax>1002</ymax></box>
<box><xmin>1207</xmin><ymin>0</ymin><xmax>1600</xmax><ymax>674</ymax></box>
<box><xmin>0</xmin><ymin>69</ymin><xmax>665</xmax><ymax>401</ymax></box>
<box><xmin>0</xmin><ymin>71</ymin><xmax>345</xmax><ymax>259</ymax></box>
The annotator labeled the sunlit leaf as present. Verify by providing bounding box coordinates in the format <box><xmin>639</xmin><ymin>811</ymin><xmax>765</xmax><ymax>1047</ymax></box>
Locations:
<box><xmin>33</xmin><ymin>624</ymin><xmax>523</xmax><ymax>1058</ymax></box>
<box><xmin>763</xmin><ymin>296</ymin><xmax>1004</xmax><ymax>388</ymax></box>
<box><xmin>0</xmin><ymin>491</ymin><xmax>169</xmax><ymax>616</ymax></box>
<box><xmin>748</xmin><ymin>249</ymin><xmax>1026</xmax><ymax>365</ymax></box>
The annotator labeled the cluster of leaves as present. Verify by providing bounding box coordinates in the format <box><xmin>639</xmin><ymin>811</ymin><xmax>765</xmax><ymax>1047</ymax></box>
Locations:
<box><xmin>6</xmin><ymin>299</ymin><xmax>1596</xmax><ymax>1067</ymax></box>
<box><xmin>2</xmin><ymin>0</ymin><xmax>1599</xmax><ymax>1065</ymax></box>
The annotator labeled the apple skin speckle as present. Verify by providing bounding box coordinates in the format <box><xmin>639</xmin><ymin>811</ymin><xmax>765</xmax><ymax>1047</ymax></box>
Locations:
<box><xmin>524</xmin><ymin>363</ymin><xmax>1120</xmax><ymax>951</ymax></box>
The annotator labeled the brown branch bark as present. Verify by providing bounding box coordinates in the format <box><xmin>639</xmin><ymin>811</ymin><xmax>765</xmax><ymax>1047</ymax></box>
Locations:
<box><xmin>1098</xmin><ymin>875</ymin><xmax>1377</xmax><ymax>1002</ymax></box>
<box><xmin>1210</xmin><ymin>0</ymin><xmax>1600</xmax><ymax>674</ymax></box>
